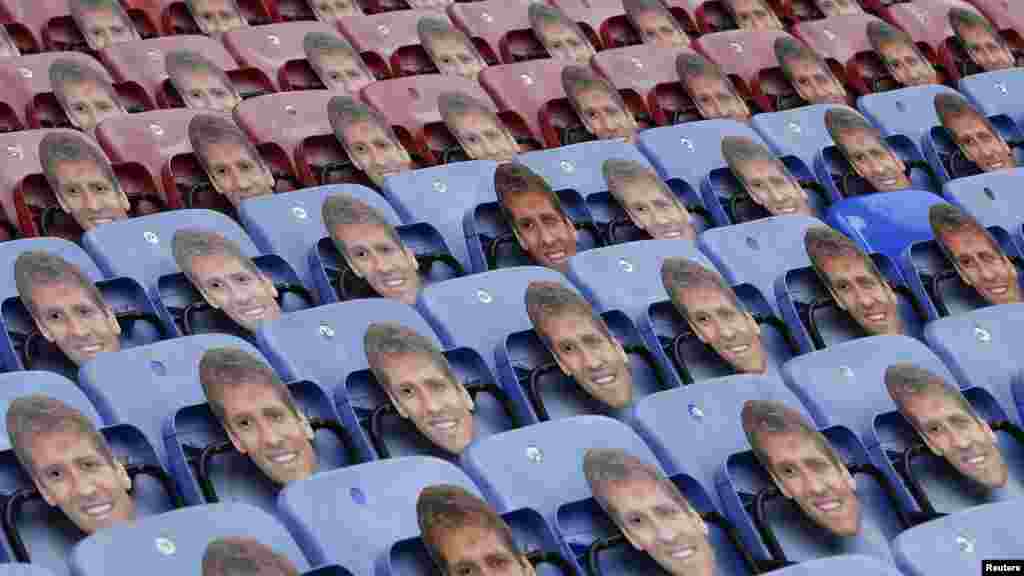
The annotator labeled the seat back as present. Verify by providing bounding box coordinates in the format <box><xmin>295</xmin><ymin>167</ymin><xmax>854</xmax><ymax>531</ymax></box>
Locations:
<box><xmin>237</xmin><ymin>184</ymin><xmax>398</xmax><ymax>296</ymax></box>
<box><xmin>857</xmin><ymin>84</ymin><xmax>961</xmax><ymax>144</ymax></box>
<box><xmin>591</xmin><ymin>44</ymin><xmax>696</xmax><ymax>124</ymax></box>
<box><xmin>0</xmin><ymin>565</ymin><xmax>59</xmax><ymax>576</ymax></box>
<box><xmin>751</xmin><ymin>104</ymin><xmax>854</xmax><ymax>170</ymax></box>
<box><xmin>923</xmin><ymin>303</ymin><xmax>1024</xmax><ymax>424</ymax></box>
<box><xmin>278</xmin><ymin>456</ymin><xmax>479</xmax><ymax>576</ymax></box>
<box><xmin>0</xmin><ymin>371</ymin><xmax>103</xmax><ymax>451</ymax></box>
<box><xmin>447</xmin><ymin>0</ymin><xmax>536</xmax><ymax>64</ymax></box>
<box><xmin>765</xmin><ymin>555</ymin><xmax>903</xmax><ymax>576</ymax></box>
<box><xmin>781</xmin><ymin>334</ymin><xmax>957</xmax><ymax>440</ymax></box>
<box><xmin>381</xmin><ymin>160</ymin><xmax>498</xmax><ymax>270</ymax></box>
<box><xmin>959</xmin><ymin>69</ymin><xmax>1024</xmax><ymax>126</ymax></box>
<box><xmin>478</xmin><ymin>59</ymin><xmax>570</xmax><ymax>146</ymax></box>
<box><xmin>942</xmin><ymin>167</ymin><xmax>1024</xmax><ymax>236</ymax></box>
<box><xmin>68</xmin><ymin>503</ymin><xmax>310</xmax><ymax>576</ymax></box>
<box><xmin>337</xmin><ymin>10</ymin><xmax>443</xmax><ymax>77</ymax></box>
<box><xmin>892</xmin><ymin>500</ymin><xmax>1024</xmax><ymax>576</ymax></box>
<box><xmin>632</xmin><ymin>373</ymin><xmax>809</xmax><ymax>493</ymax></box>
<box><xmin>0</xmin><ymin>237</ymin><xmax>102</xmax><ymax>300</ymax></box>
<box><xmin>698</xmin><ymin>215</ymin><xmax>823</xmax><ymax>315</ymax></box>
<box><xmin>460</xmin><ymin>415</ymin><xmax>656</xmax><ymax>519</ymax></box>
<box><xmin>0</xmin><ymin>129</ymin><xmax>79</xmax><ymax>235</ymax></box>
<box><xmin>0</xmin><ymin>52</ymin><xmax>112</xmax><ymax>129</ymax></box>
<box><xmin>222</xmin><ymin>22</ymin><xmax>337</xmax><ymax>91</ymax></box>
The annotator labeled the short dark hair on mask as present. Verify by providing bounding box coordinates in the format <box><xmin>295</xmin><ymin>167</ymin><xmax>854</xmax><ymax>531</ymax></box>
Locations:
<box><xmin>884</xmin><ymin>363</ymin><xmax>980</xmax><ymax>429</ymax></box>
<box><xmin>804</xmin><ymin>226</ymin><xmax>884</xmax><ymax>288</ymax></box>
<box><xmin>661</xmin><ymin>257</ymin><xmax>741</xmax><ymax>319</ymax></box>
<box><xmin>417</xmin><ymin>484</ymin><xmax>522</xmax><ymax>574</ymax></box>
<box><xmin>7</xmin><ymin>394</ymin><xmax>114</xmax><ymax>478</ymax></box>
<box><xmin>824</xmin><ymin>107</ymin><xmax>879</xmax><ymax>143</ymax></box>
<box><xmin>602</xmin><ymin>158</ymin><xmax>676</xmax><ymax>207</ymax></box>
<box><xmin>949</xmin><ymin>7</ymin><xmax>1000</xmax><ymax>39</ymax></box>
<box><xmin>524</xmin><ymin>280</ymin><xmax>612</xmax><ymax>347</ymax></box>
<box><xmin>721</xmin><ymin>135</ymin><xmax>783</xmax><ymax>177</ymax></box>
<box><xmin>741</xmin><ymin>400</ymin><xmax>844</xmax><ymax>474</ymax></box>
<box><xmin>186</xmin><ymin>0</ymin><xmax>243</xmax><ymax>19</ymax></box>
<box><xmin>529</xmin><ymin>2</ymin><xmax>577</xmax><ymax>31</ymax></box>
<box><xmin>202</xmin><ymin>537</ymin><xmax>300</xmax><ymax>576</ymax></box>
<box><xmin>187</xmin><ymin>114</ymin><xmax>261</xmax><ymax>175</ymax></box>
<box><xmin>166</xmin><ymin>50</ymin><xmax>234</xmax><ymax>89</ymax></box>
<box><xmin>39</xmin><ymin>131</ymin><xmax>119</xmax><ymax>195</ymax></box>
<box><xmin>866</xmin><ymin>20</ymin><xmax>915</xmax><ymax>54</ymax></box>
<box><xmin>583</xmin><ymin>448</ymin><xmax>697</xmax><ymax>524</ymax></box>
<box><xmin>364</xmin><ymin>322</ymin><xmax>456</xmax><ymax>393</ymax></box>
<box><xmin>562</xmin><ymin>65</ymin><xmax>625</xmax><ymax>108</ymax></box>
<box><xmin>417</xmin><ymin>16</ymin><xmax>477</xmax><ymax>56</ymax></box>
<box><xmin>172</xmin><ymin>228</ymin><xmax>259</xmax><ymax>284</ymax></box>
<box><xmin>928</xmin><ymin>203</ymin><xmax>1002</xmax><ymax>260</ymax></box>
<box><xmin>494</xmin><ymin>162</ymin><xmax>569</xmax><ymax>232</ymax></box>
<box><xmin>677</xmin><ymin>52</ymin><xmax>724</xmax><ymax>85</ymax></box>
<box><xmin>71</xmin><ymin>0</ymin><xmax>132</xmax><ymax>26</ymax></box>
<box><xmin>438</xmin><ymin>91</ymin><xmax>498</xmax><ymax>125</ymax></box>
<box><xmin>198</xmin><ymin>347</ymin><xmax>302</xmax><ymax>425</ymax></box>
<box><xmin>321</xmin><ymin>193</ymin><xmax>403</xmax><ymax>258</ymax></box>
<box><xmin>624</xmin><ymin>0</ymin><xmax>682</xmax><ymax>30</ymax></box>
<box><xmin>303</xmin><ymin>30</ymin><xmax>356</xmax><ymax>58</ymax></box>
<box><xmin>49</xmin><ymin>58</ymin><xmax>117</xmax><ymax>111</ymax></box>
<box><xmin>327</xmin><ymin>95</ymin><xmax>397</xmax><ymax>147</ymax></box>
<box><xmin>934</xmin><ymin>92</ymin><xmax>994</xmax><ymax>132</ymax></box>
<box><xmin>14</xmin><ymin>251</ymin><xmax>106</xmax><ymax>319</ymax></box>
<box><xmin>774</xmin><ymin>36</ymin><xmax>828</xmax><ymax>80</ymax></box>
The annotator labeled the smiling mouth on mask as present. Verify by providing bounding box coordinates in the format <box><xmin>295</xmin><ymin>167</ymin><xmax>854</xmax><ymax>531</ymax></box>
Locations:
<box><xmin>238</xmin><ymin>305</ymin><xmax>268</xmax><ymax>319</ymax></box>
<box><xmin>80</xmin><ymin>500</ymin><xmax>114</xmax><ymax>518</ymax></box>
<box><xmin>266</xmin><ymin>450</ymin><xmax>299</xmax><ymax>465</ymax></box>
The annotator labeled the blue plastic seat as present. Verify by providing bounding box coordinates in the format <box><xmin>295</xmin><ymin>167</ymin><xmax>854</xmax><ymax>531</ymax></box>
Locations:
<box><xmin>892</xmin><ymin>500</ymin><xmax>1024</xmax><ymax>576</ymax></box>
<box><xmin>68</xmin><ymin>503</ymin><xmax>311</xmax><ymax>576</ymax></box>
<box><xmin>923</xmin><ymin>303</ymin><xmax>1024</xmax><ymax>424</ymax></box>
<box><xmin>824</xmin><ymin>190</ymin><xmax>951</xmax><ymax>290</ymax></box>
<box><xmin>77</xmin><ymin>334</ymin><xmax>266</xmax><ymax>503</ymax></box>
<box><xmin>764</xmin><ymin>555</ymin><xmax>902</xmax><ymax>576</ymax></box>
<box><xmin>278</xmin><ymin>456</ymin><xmax>479</xmax><ymax>576</ymax></box>
<box><xmin>942</xmin><ymin>168</ymin><xmax>1024</xmax><ymax>247</ymax></box>
<box><xmin>921</xmin><ymin>113</ymin><xmax>1024</xmax><ymax>182</ymax></box>
<box><xmin>381</xmin><ymin>161</ymin><xmax>499</xmax><ymax>271</ymax></box>
<box><xmin>0</xmin><ymin>372</ymin><xmax>103</xmax><ymax>451</ymax></box>
<box><xmin>0</xmin><ymin>239</ymin><xmax>103</xmax><ymax>300</ymax></box>
<box><xmin>237</xmin><ymin>184</ymin><xmax>401</xmax><ymax>300</ymax></box>
<box><xmin>780</xmin><ymin>335</ymin><xmax>957</xmax><ymax>440</ymax></box>
<box><xmin>857</xmin><ymin>84</ymin><xmax>961</xmax><ymax>145</ymax></box>
<box><xmin>631</xmin><ymin>373</ymin><xmax>811</xmax><ymax>498</ymax></box>
<box><xmin>958</xmin><ymin>69</ymin><xmax>1024</xmax><ymax>127</ymax></box>
<box><xmin>698</xmin><ymin>215</ymin><xmax>823</xmax><ymax>317</ymax></box>
<box><xmin>0</xmin><ymin>566</ymin><xmax>58</xmax><ymax>576</ymax></box>
<box><xmin>751</xmin><ymin>104</ymin><xmax>855</xmax><ymax>170</ymax></box>
<box><xmin>637</xmin><ymin>120</ymin><xmax>765</xmax><ymax>225</ymax></box>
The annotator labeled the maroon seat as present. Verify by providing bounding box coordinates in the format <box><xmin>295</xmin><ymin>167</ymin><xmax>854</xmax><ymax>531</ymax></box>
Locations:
<box><xmin>222</xmin><ymin>21</ymin><xmax>339</xmax><ymax>91</ymax></box>
<box><xmin>592</xmin><ymin>43</ymin><xmax>699</xmax><ymax>125</ymax></box>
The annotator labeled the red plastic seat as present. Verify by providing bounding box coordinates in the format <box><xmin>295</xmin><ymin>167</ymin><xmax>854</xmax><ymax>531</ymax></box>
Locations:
<box><xmin>0</xmin><ymin>0</ymin><xmax>86</xmax><ymax>52</ymax></box>
<box><xmin>447</xmin><ymin>0</ymin><xmax>540</xmax><ymax>64</ymax></box>
<box><xmin>592</xmin><ymin>43</ymin><xmax>699</xmax><ymax>125</ymax></box>
<box><xmin>231</xmin><ymin>90</ymin><xmax>348</xmax><ymax>186</ymax></box>
<box><xmin>661</xmin><ymin>0</ymin><xmax>704</xmax><ymax>35</ymax></box>
<box><xmin>665</xmin><ymin>0</ymin><xmax>740</xmax><ymax>33</ymax></box>
<box><xmin>968</xmin><ymin>0</ymin><xmax>1024</xmax><ymax>37</ymax></box>
<box><xmin>222</xmin><ymin>21</ymin><xmax>340</xmax><ymax>91</ymax></box>
<box><xmin>99</xmin><ymin>35</ymin><xmax>272</xmax><ymax>110</ymax></box>
<box><xmin>362</xmin><ymin>73</ymin><xmax>497</xmax><ymax>162</ymax></box>
<box><xmin>338</xmin><ymin>9</ymin><xmax>445</xmax><ymax>78</ymax></box>
<box><xmin>0</xmin><ymin>52</ymin><xmax>149</xmax><ymax>131</ymax></box>
<box><xmin>549</xmin><ymin>0</ymin><xmax>638</xmax><ymax>49</ymax></box>
<box><xmin>793</xmin><ymin>14</ymin><xmax>887</xmax><ymax>94</ymax></box>
<box><xmin>129</xmin><ymin>0</ymin><xmax>273</xmax><ymax>36</ymax></box>
<box><xmin>695</xmin><ymin>29</ymin><xmax>794</xmax><ymax>111</ymax></box>
<box><xmin>0</xmin><ymin>129</ymin><xmax>75</xmax><ymax>237</ymax></box>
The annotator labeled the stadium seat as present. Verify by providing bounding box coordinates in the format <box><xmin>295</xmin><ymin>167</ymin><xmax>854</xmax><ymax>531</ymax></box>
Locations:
<box><xmin>82</xmin><ymin>209</ymin><xmax>310</xmax><ymax>337</ymax></box>
<box><xmin>222</xmin><ymin>22</ymin><xmax>339</xmax><ymax>91</ymax></box>
<box><xmin>891</xmin><ymin>500</ymin><xmax>1024</xmax><ymax>576</ymax></box>
<box><xmin>958</xmin><ymin>68</ymin><xmax>1024</xmax><ymax>127</ymax></box>
<box><xmin>941</xmin><ymin>167</ymin><xmax>1024</xmax><ymax>241</ymax></box>
<box><xmin>750</xmin><ymin>103</ymin><xmax>854</xmax><ymax>173</ymax></box>
<box><xmin>77</xmin><ymin>334</ymin><xmax>264</xmax><ymax>501</ymax></box>
<box><xmin>781</xmin><ymin>334</ymin><xmax>955</xmax><ymax>437</ymax></box>
<box><xmin>256</xmin><ymin>299</ymin><xmax>510</xmax><ymax>460</ymax></box>
<box><xmin>0</xmin><ymin>372</ymin><xmax>104</xmax><ymax>448</ymax></box>
<box><xmin>0</xmin><ymin>0</ymin><xmax>101</xmax><ymax>54</ymax></box>
<box><xmin>632</xmin><ymin>373</ymin><xmax>811</xmax><ymax>494</ymax></box>
<box><xmin>0</xmin><ymin>130</ymin><xmax>77</xmax><ymax>240</ymax></box>
<box><xmin>446</xmin><ymin>0</ymin><xmax>543</xmax><ymax>64</ymax></box>
<box><xmin>98</xmin><ymin>36</ymin><xmax>270</xmax><ymax>111</ymax></box>
<box><xmin>549</xmin><ymin>0</ymin><xmax>632</xmax><ymax>50</ymax></box>
<box><xmin>460</xmin><ymin>415</ymin><xmax>654</xmax><ymax>519</ymax></box>
<box><xmin>719</xmin><ymin>421</ymin><xmax>900</xmax><ymax>564</ymax></box>
<box><xmin>764</xmin><ymin>555</ymin><xmax>904</xmax><ymax>576</ymax></box>
<box><xmin>138</xmin><ymin>0</ymin><xmax>271</xmax><ymax>37</ymax></box>
<box><xmin>968</xmin><ymin>0</ymin><xmax>1024</xmax><ymax>38</ymax></box>
<box><xmin>68</xmin><ymin>503</ymin><xmax>310</xmax><ymax>576</ymax></box>
<box><xmin>694</xmin><ymin>29</ymin><xmax>796</xmax><ymax>112</ymax></box>
<box><xmin>0</xmin><ymin>52</ymin><xmax>117</xmax><ymax>131</ymax></box>
<box><xmin>94</xmin><ymin>108</ymin><xmax>212</xmax><ymax>210</ymax></box>
<box><xmin>380</xmin><ymin>160</ymin><xmax>498</xmax><ymax>270</ymax></box>
<box><xmin>825</xmin><ymin>190</ymin><xmax>951</xmax><ymax>282</ymax></box>
<box><xmin>882</xmin><ymin>1</ymin><xmax>991</xmax><ymax>83</ymax></box>
<box><xmin>237</xmin><ymin>183</ymin><xmax>398</xmax><ymax>298</ymax></box>
<box><xmin>337</xmin><ymin>10</ymin><xmax>443</xmax><ymax>78</ymax></box>
<box><xmin>361</xmin><ymin>73</ymin><xmax>496</xmax><ymax>164</ymax></box>
<box><xmin>924</xmin><ymin>302</ymin><xmax>1024</xmax><ymax>424</ymax></box>
<box><xmin>231</xmin><ymin>90</ymin><xmax>346</xmax><ymax>188</ymax></box>
<box><xmin>697</xmin><ymin>214</ymin><xmax>822</xmax><ymax>317</ymax></box>
<box><xmin>592</xmin><ymin>44</ymin><xmax>699</xmax><ymax>127</ymax></box>
<box><xmin>478</xmin><ymin>59</ymin><xmax>582</xmax><ymax>148</ymax></box>
<box><xmin>514</xmin><ymin>140</ymin><xmax>710</xmax><ymax>241</ymax></box>
<box><xmin>856</xmin><ymin>84</ymin><xmax>961</xmax><ymax>145</ymax></box>
<box><xmin>0</xmin><ymin>566</ymin><xmax>57</xmax><ymax>576</ymax></box>
<box><xmin>0</xmin><ymin>237</ymin><xmax>102</xmax><ymax>299</ymax></box>
<box><xmin>278</xmin><ymin>456</ymin><xmax>479</xmax><ymax>576</ymax></box>
<box><xmin>921</xmin><ymin>111</ymin><xmax>1023</xmax><ymax>182</ymax></box>
<box><xmin>678</xmin><ymin>0</ymin><xmax>740</xmax><ymax>34</ymax></box>
<box><xmin>815</xmin><ymin>135</ymin><xmax>941</xmax><ymax>199</ymax></box>
<box><xmin>792</xmin><ymin>14</ymin><xmax>887</xmax><ymax>95</ymax></box>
